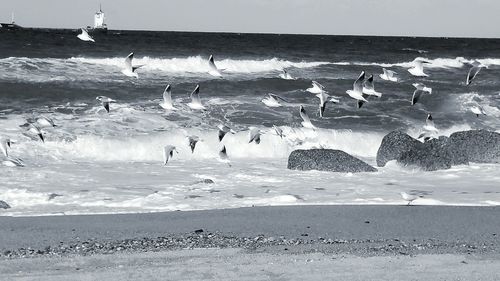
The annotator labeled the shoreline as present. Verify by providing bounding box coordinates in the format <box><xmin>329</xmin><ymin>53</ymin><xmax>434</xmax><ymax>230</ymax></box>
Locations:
<box><xmin>1</xmin><ymin>205</ymin><xmax>499</xmax><ymax>258</ymax></box>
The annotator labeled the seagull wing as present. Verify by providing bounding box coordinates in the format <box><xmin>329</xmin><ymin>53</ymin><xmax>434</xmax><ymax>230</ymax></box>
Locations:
<box><xmin>163</xmin><ymin>85</ymin><xmax>172</xmax><ymax>104</ymax></box>
<box><xmin>353</xmin><ymin>71</ymin><xmax>365</xmax><ymax>93</ymax></box>
<box><xmin>466</xmin><ymin>66</ymin><xmax>481</xmax><ymax>85</ymax></box>
<box><xmin>269</xmin><ymin>93</ymin><xmax>289</xmax><ymax>103</ymax></box>
<box><xmin>312</xmin><ymin>81</ymin><xmax>324</xmax><ymax>89</ymax></box>
<box><xmin>190</xmin><ymin>85</ymin><xmax>201</xmax><ymax>104</ymax></box>
<box><xmin>300</xmin><ymin>106</ymin><xmax>312</xmax><ymax>123</ymax></box>
<box><xmin>412</xmin><ymin>89</ymin><xmax>425</xmax><ymax>105</ymax></box>
<box><xmin>124</xmin><ymin>53</ymin><xmax>134</xmax><ymax>72</ymax></box>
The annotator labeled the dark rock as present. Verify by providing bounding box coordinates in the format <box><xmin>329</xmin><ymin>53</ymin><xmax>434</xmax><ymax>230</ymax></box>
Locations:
<box><xmin>194</xmin><ymin>229</ymin><xmax>204</xmax><ymax>234</ymax></box>
<box><xmin>376</xmin><ymin>131</ymin><xmax>421</xmax><ymax>167</ymax></box>
<box><xmin>287</xmin><ymin>149</ymin><xmax>377</xmax><ymax>173</ymax></box>
<box><xmin>447</xmin><ymin>130</ymin><xmax>500</xmax><ymax>164</ymax></box>
<box><xmin>397</xmin><ymin>137</ymin><xmax>452</xmax><ymax>171</ymax></box>
<box><xmin>0</xmin><ymin>200</ymin><xmax>11</xmax><ymax>209</ymax></box>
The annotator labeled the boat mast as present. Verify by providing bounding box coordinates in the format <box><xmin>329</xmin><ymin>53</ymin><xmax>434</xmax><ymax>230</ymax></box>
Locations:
<box><xmin>11</xmin><ymin>12</ymin><xmax>14</xmax><ymax>24</ymax></box>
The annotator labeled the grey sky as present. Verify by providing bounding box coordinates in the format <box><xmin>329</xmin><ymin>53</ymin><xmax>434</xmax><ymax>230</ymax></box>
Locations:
<box><xmin>2</xmin><ymin>0</ymin><xmax>498</xmax><ymax>38</ymax></box>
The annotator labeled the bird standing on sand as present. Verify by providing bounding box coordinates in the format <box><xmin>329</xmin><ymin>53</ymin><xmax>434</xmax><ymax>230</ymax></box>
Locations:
<box><xmin>400</xmin><ymin>192</ymin><xmax>420</xmax><ymax>206</ymax></box>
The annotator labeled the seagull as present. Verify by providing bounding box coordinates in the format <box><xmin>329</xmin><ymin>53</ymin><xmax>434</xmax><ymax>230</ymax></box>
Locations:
<box><xmin>408</xmin><ymin>59</ymin><xmax>429</xmax><ymax>77</ymax></box>
<box><xmin>411</xmin><ymin>84</ymin><xmax>432</xmax><ymax>106</ymax></box>
<box><xmin>218</xmin><ymin>124</ymin><xmax>236</xmax><ymax>142</ymax></box>
<box><xmin>218</xmin><ymin>145</ymin><xmax>231</xmax><ymax>166</ymax></box>
<box><xmin>208</xmin><ymin>55</ymin><xmax>223</xmax><ymax>77</ymax></box>
<box><xmin>248</xmin><ymin>127</ymin><xmax>261</xmax><ymax>144</ymax></box>
<box><xmin>272</xmin><ymin>125</ymin><xmax>285</xmax><ymax>138</ymax></box>
<box><xmin>2</xmin><ymin>157</ymin><xmax>25</xmax><ymax>167</ymax></box>
<box><xmin>412</xmin><ymin>83</ymin><xmax>432</xmax><ymax>94</ymax></box>
<box><xmin>418</xmin><ymin>113</ymin><xmax>438</xmax><ymax>141</ymax></box>
<box><xmin>362</xmin><ymin>75</ymin><xmax>382</xmax><ymax>98</ymax></box>
<box><xmin>306</xmin><ymin>81</ymin><xmax>326</xmax><ymax>94</ymax></box>
<box><xmin>316</xmin><ymin>91</ymin><xmax>340</xmax><ymax>117</ymax></box>
<box><xmin>261</xmin><ymin>93</ymin><xmax>288</xmax><ymax>108</ymax></box>
<box><xmin>31</xmin><ymin>116</ymin><xmax>57</xmax><ymax>128</ymax></box>
<box><xmin>187</xmin><ymin>85</ymin><xmax>206</xmax><ymax>110</ymax></box>
<box><xmin>27</xmin><ymin>124</ymin><xmax>44</xmax><ymax>143</ymax></box>
<box><xmin>159</xmin><ymin>84</ymin><xmax>176</xmax><ymax>110</ymax></box>
<box><xmin>466</xmin><ymin>62</ymin><xmax>484</xmax><ymax>86</ymax></box>
<box><xmin>96</xmin><ymin>96</ymin><xmax>116</xmax><ymax>113</ymax></box>
<box><xmin>121</xmin><ymin>52</ymin><xmax>144</xmax><ymax>78</ymax></box>
<box><xmin>187</xmin><ymin>135</ymin><xmax>200</xmax><ymax>153</ymax></box>
<box><xmin>346</xmin><ymin>71</ymin><xmax>368</xmax><ymax>108</ymax></box>
<box><xmin>379</xmin><ymin>68</ymin><xmax>398</xmax><ymax>82</ymax></box>
<box><xmin>77</xmin><ymin>28</ymin><xmax>95</xmax><ymax>42</ymax></box>
<box><xmin>279</xmin><ymin>69</ymin><xmax>295</xmax><ymax>80</ymax></box>
<box><xmin>299</xmin><ymin>105</ymin><xmax>316</xmax><ymax>129</ymax></box>
<box><xmin>163</xmin><ymin>145</ymin><xmax>178</xmax><ymax>165</ymax></box>
<box><xmin>0</xmin><ymin>137</ymin><xmax>13</xmax><ymax>157</ymax></box>
<box><xmin>470</xmin><ymin>105</ymin><xmax>487</xmax><ymax>117</ymax></box>
<box><xmin>400</xmin><ymin>192</ymin><xmax>420</xmax><ymax>206</ymax></box>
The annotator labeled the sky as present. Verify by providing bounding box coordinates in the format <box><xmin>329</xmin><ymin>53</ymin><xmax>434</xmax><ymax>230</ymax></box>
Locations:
<box><xmin>1</xmin><ymin>0</ymin><xmax>499</xmax><ymax>38</ymax></box>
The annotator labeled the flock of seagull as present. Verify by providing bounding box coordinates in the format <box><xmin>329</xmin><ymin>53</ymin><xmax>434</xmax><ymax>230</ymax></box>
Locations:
<box><xmin>0</xmin><ymin>31</ymin><xmax>489</xmax><ymax>170</ymax></box>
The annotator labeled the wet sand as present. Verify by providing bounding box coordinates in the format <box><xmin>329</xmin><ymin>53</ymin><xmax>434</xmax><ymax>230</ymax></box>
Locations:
<box><xmin>1</xmin><ymin>205</ymin><xmax>499</xmax><ymax>279</ymax></box>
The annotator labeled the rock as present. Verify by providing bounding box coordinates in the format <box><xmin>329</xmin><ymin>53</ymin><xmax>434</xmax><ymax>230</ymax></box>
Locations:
<box><xmin>447</xmin><ymin>130</ymin><xmax>500</xmax><ymax>164</ymax></box>
<box><xmin>0</xmin><ymin>200</ymin><xmax>11</xmax><ymax>209</ymax></box>
<box><xmin>397</xmin><ymin>137</ymin><xmax>452</xmax><ymax>171</ymax></box>
<box><xmin>376</xmin><ymin>131</ymin><xmax>421</xmax><ymax>167</ymax></box>
<box><xmin>287</xmin><ymin>149</ymin><xmax>377</xmax><ymax>173</ymax></box>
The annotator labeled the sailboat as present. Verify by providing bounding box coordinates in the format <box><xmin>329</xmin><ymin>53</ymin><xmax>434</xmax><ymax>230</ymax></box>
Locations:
<box><xmin>0</xmin><ymin>12</ymin><xmax>23</xmax><ymax>30</ymax></box>
<box><xmin>86</xmin><ymin>4</ymin><xmax>108</xmax><ymax>33</ymax></box>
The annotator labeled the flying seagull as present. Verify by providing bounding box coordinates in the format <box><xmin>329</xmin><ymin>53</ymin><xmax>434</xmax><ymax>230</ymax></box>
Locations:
<box><xmin>299</xmin><ymin>105</ymin><xmax>316</xmax><ymax>129</ymax></box>
<box><xmin>21</xmin><ymin>116</ymin><xmax>57</xmax><ymax>128</ymax></box>
<box><xmin>411</xmin><ymin>83</ymin><xmax>432</xmax><ymax>105</ymax></box>
<box><xmin>248</xmin><ymin>127</ymin><xmax>262</xmax><ymax>144</ymax></box>
<box><xmin>218</xmin><ymin>145</ymin><xmax>231</xmax><ymax>166</ymax></box>
<box><xmin>27</xmin><ymin>124</ymin><xmax>44</xmax><ymax>143</ymax></box>
<box><xmin>208</xmin><ymin>55</ymin><xmax>223</xmax><ymax>77</ymax></box>
<box><xmin>122</xmin><ymin>52</ymin><xmax>144</xmax><ymax>78</ymax></box>
<box><xmin>306</xmin><ymin>81</ymin><xmax>326</xmax><ymax>94</ymax></box>
<box><xmin>163</xmin><ymin>145</ymin><xmax>178</xmax><ymax>165</ymax></box>
<box><xmin>316</xmin><ymin>91</ymin><xmax>340</xmax><ymax>118</ymax></box>
<box><xmin>362</xmin><ymin>75</ymin><xmax>382</xmax><ymax>98</ymax></box>
<box><xmin>346</xmin><ymin>71</ymin><xmax>368</xmax><ymax>108</ymax></box>
<box><xmin>2</xmin><ymin>157</ymin><xmax>25</xmax><ymax>167</ymax></box>
<box><xmin>96</xmin><ymin>96</ymin><xmax>116</xmax><ymax>113</ymax></box>
<box><xmin>466</xmin><ymin>62</ymin><xmax>484</xmax><ymax>86</ymax></box>
<box><xmin>0</xmin><ymin>137</ymin><xmax>13</xmax><ymax>157</ymax></box>
<box><xmin>418</xmin><ymin>113</ymin><xmax>439</xmax><ymax>141</ymax></box>
<box><xmin>217</xmin><ymin>124</ymin><xmax>236</xmax><ymax>142</ymax></box>
<box><xmin>261</xmin><ymin>93</ymin><xmax>288</xmax><ymax>108</ymax></box>
<box><xmin>279</xmin><ymin>69</ymin><xmax>295</xmax><ymax>80</ymax></box>
<box><xmin>379</xmin><ymin>68</ymin><xmax>398</xmax><ymax>82</ymax></box>
<box><xmin>187</xmin><ymin>136</ymin><xmax>200</xmax><ymax>153</ymax></box>
<box><xmin>77</xmin><ymin>28</ymin><xmax>95</xmax><ymax>42</ymax></box>
<box><xmin>408</xmin><ymin>59</ymin><xmax>429</xmax><ymax>77</ymax></box>
<box><xmin>159</xmin><ymin>84</ymin><xmax>176</xmax><ymax>110</ymax></box>
<box><xmin>400</xmin><ymin>192</ymin><xmax>420</xmax><ymax>206</ymax></box>
<box><xmin>187</xmin><ymin>85</ymin><xmax>206</xmax><ymax>110</ymax></box>
<box><xmin>272</xmin><ymin>125</ymin><xmax>285</xmax><ymax>139</ymax></box>
<box><xmin>470</xmin><ymin>105</ymin><xmax>487</xmax><ymax>117</ymax></box>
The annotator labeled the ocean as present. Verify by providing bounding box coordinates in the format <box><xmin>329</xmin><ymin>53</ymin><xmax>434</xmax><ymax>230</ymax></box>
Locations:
<box><xmin>1</xmin><ymin>29</ymin><xmax>500</xmax><ymax>216</ymax></box>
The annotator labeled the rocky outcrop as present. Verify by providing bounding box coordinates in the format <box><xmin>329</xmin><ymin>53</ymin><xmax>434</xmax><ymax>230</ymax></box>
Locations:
<box><xmin>376</xmin><ymin>131</ymin><xmax>421</xmax><ymax>167</ymax></box>
<box><xmin>287</xmin><ymin>149</ymin><xmax>377</xmax><ymax>173</ymax></box>
<box><xmin>447</xmin><ymin>130</ymin><xmax>500</xmax><ymax>164</ymax></box>
<box><xmin>397</xmin><ymin>137</ymin><xmax>453</xmax><ymax>171</ymax></box>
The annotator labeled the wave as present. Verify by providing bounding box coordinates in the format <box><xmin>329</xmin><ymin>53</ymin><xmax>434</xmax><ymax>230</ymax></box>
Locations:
<box><xmin>334</xmin><ymin>56</ymin><xmax>500</xmax><ymax>69</ymax></box>
<box><xmin>69</xmin><ymin>56</ymin><xmax>329</xmax><ymax>74</ymax></box>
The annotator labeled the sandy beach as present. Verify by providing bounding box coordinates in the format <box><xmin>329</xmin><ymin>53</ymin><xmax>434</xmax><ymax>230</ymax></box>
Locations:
<box><xmin>1</xmin><ymin>205</ymin><xmax>499</xmax><ymax>279</ymax></box>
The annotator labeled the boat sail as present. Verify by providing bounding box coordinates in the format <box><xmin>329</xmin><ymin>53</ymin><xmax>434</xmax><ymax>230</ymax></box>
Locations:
<box><xmin>87</xmin><ymin>4</ymin><xmax>108</xmax><ymax>32</ymax></box>
<box><xmin>0</xmin><ymin>12</ymin><xmax>23</xmax><ymax>30</ymax></box>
